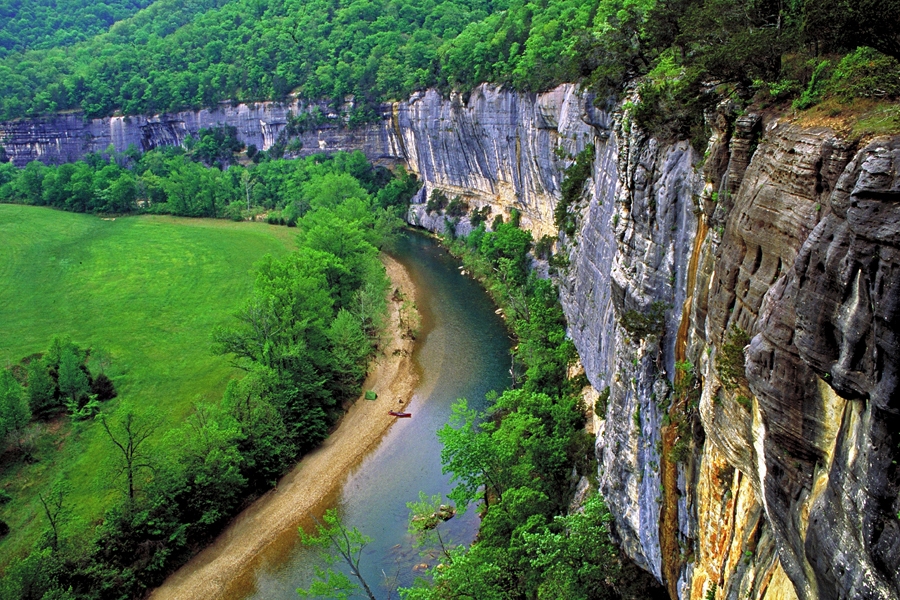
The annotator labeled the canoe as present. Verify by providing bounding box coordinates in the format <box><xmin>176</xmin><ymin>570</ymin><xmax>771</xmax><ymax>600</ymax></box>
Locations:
<box><xmin>388</xmin><ymin>411</ymin><xmax>412</xmax><ymax>418</ymax></box>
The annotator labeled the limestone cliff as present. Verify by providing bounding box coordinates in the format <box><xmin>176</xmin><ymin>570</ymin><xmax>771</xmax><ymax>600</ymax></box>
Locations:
<box><xmin>2</xmin><ymin>86</ymin><xmax>898</xmax><ymax>600</ymax></box>
<box><xmin>0</xmin><ymin>98</ymin><xmax>402</xmax><ymax>167</ymax></box>
<box><xmin>403</xmin><ymin>90</ymin><xmax>900</xmax><ymax>600</ymax></box>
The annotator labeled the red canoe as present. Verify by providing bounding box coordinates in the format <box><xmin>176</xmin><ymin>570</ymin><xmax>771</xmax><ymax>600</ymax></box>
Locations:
<box><xmin>389</xmin><ymin>411</ymin><xmax>412</xmax><ymax>418</ymax></box>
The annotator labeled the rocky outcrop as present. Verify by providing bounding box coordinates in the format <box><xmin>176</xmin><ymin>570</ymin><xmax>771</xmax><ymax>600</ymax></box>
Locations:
<box><xmin>549</xmin><ymin>107</ymin><xmax>900</xmax><ymax>600</ymax></box>
<box><xmin>746</xmin><ymin>138</ymin><xmax>900</xmax><ymax>600</ymax></box>
<box><xmin>400</xmin><ymin>85</ymin><xmax>605</xmax><ymax>238</ymax></box>
<box><xmin>3</xmin><ymin>85</ymin><xmax>899</xmax><ymax>600</ymax></box>
<box><xmin>0</xmin><ymin>99</ymin><xmax>403</xmax><ymax>167</ymax></box>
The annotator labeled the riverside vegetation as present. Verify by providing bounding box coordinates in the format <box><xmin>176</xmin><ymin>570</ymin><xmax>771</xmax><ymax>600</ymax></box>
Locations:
<box><xmin>297</xmin><ymin>213</ymin><xmax>666</xmax><ymax>599</ymax></box>
<box><xmin>398</xmin><ymin>218</ymin><xmax>668</xmax><ymax>598</ymax></box>
<box><xmin>0</xmin><ymin>150</ymin><xmax>418</xmax><ymax>599</ymax></box>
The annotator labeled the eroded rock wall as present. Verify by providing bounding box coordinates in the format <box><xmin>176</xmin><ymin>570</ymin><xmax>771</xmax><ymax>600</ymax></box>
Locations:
<box><xmin>401</xmin><ymin>84</ymin><xmax>606</xmax><ymax>238</ymax></box>
<box><xmin>0</xmin><ymin>99</ymin><xmax>403</xmax><ymax>167</ymax></box>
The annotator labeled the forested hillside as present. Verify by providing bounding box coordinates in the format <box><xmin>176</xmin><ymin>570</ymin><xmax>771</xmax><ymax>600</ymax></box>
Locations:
<box><xmin>0</xmin><ymin>0</ymin><xmax>153</xmax><ymax>57</ymax></box>
<box><xmin>0</xmin><ymin>0</ymin><xmax>897</xmax><ymax>140</ymax></box>
<box><xmin>0</xmin><ymin>0</ymin><xmax>595</xmax><ymax>119</ymax></box>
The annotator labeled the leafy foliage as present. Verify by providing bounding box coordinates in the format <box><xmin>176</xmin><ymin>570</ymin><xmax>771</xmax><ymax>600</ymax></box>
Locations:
<box><xmin>0</xmin><ymin>369</ymin><xmax>30</xmax><ymax>444</ymax></box>
<box><xmin>0</xmin><ymin>0</ymin><xmax>154</xmax><ymax>58</ymax></box>
<box><xmin>0</xmin><ymin>0</ymin><xmax>605</xmax><ymax>120</ymax></box>
<box><xmin>405</xmin><ymin>212</ymin><xmax>664</xmax><ymax>599</ymax></box>
<box><xmin>0</xmin><ymin>147</ymin><xmax>415</xmax><ymax>226</ymax></box>
<box><xmin>717</xmin><ymin>326</ymin><xmax>750</xmax><ymax>392</ymax></box>
<box><xmin>6</xmin><ymin>337</ymin><xmax>118</xmax><ymax>428</ymax></box>
<box><xmin>554</xmin><ymin>144</ymin><xmax>595</xmax><ymax>237</ymax></box>
<box><xmin>620</xmin><ymin>301</ymin><xmax>669</xmax><ymax>340</ymax></box>
<box><xmin>668</xmin><ymin>360</ymin><xmax>701</xmax><ymax>464</ymax></box>
<box><xmin>297</xmin><ymin>509</ymin><xmax>378</xmax><ymax>600</ymax></box>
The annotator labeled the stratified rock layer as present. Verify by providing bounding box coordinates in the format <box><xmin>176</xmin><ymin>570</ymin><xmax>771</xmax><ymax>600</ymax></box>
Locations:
<box><xmin>0</xmin><ymin>99</ymin><xmax>402</xmax><ymax>167</ymax></box>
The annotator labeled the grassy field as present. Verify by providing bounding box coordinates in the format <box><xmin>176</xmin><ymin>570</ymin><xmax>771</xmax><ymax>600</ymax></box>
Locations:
<box><xmin>0</xmin><ymin>205</ymin><xmax>298</xmax><ymax>565</ymax></box>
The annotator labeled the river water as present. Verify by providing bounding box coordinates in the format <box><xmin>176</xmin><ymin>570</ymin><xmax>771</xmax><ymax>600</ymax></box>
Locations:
<box><xmin>238</xmin><ymin>231</ymin><xmax>512</xmax><ymax>599</ymax></box>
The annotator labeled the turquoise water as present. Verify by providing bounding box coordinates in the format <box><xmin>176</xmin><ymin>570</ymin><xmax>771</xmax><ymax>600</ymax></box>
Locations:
<box><xmin>239</xmin><ymin>231</ymin><xmax>512</xmax><ymax>599</ymax></box>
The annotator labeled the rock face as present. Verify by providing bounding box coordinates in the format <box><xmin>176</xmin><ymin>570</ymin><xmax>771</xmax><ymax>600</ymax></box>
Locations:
<box><xmin>3</xmin><ymin>86</ymin><xmax>899</xmax><ymax>600</ymax></box>
<box><xmin>401</xmin><ymin>85</ymin><xmax>604</xmax><ymax>238</ymax></box>
<box><xmin>746</xmin><ymin>138</ymin><xmax>900</xmax><ymax>600</ymax></box>
<box><xmin>0</xmin><ymin>99</ymin><xmax>402</xmax><ymax>167</ymax></box>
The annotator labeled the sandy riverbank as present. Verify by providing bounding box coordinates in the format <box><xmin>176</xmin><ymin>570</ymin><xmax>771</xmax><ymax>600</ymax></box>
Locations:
<box><xmin>149</xmin><ymin>254</ymin><xmax>419</xmax><ymax>600</ymax></box>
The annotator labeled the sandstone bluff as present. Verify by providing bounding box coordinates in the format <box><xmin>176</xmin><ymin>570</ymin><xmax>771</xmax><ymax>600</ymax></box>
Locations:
<box><xmin>2</xmin><ymin>84</ymin><xmax>898</xmax><ymax>600</ymax></box>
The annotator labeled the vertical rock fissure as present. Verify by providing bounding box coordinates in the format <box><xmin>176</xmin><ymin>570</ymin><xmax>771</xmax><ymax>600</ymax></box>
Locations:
<box><xmin>661</xmin><ymin>216</ymin><xmax>709</xmax><ymax>598</ymax></box>
<box><xmin>391</xmin><ymin>102</ymin><xmax>409</xmax><ymax>162</ymax></box>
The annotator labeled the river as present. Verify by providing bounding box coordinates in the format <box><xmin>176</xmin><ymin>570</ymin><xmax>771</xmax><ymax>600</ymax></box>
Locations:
<box><xmin>233</xmin><ymin>231</ymin><xmax>512</xmax><ymax>599</ymax></box>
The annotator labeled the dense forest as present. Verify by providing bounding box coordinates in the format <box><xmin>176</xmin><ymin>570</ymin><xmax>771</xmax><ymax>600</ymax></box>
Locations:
<box><xmin>0</xmin><ymin>0</ymin><xmax>153</xmax><ymax>57</ymax></box>
<box><xmin>0</xmin><ymin>0</ymin><xmax>896</xmax><ymax>122</ymax></box>
<box><xmin>0</xmin><ymin>130</ymin><xmax>420</xmax><ymax>221</ymax></box>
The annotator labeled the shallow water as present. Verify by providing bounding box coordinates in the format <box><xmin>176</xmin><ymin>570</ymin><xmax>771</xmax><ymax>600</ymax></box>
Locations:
<box><xmin>238</xmin><ymin>231</ymin><xmax>512</xmax><ymax>599</ymax></box>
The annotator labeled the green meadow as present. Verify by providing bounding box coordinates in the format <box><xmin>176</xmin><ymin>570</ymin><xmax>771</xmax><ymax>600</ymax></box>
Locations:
<box><xmin>0</xmin><ymin>204</ymin><xmax>297</xmax><ymax>564</ymax></box>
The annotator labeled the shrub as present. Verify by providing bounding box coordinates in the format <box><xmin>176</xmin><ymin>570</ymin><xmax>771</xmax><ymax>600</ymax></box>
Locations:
<box><xmin>669</xmin><ymin>438</ymin><xmax>690</xmax><ymax>463</ymax></box>
<box><xmin>534</xmin><ymin>235</ymin><xmax>557</xmax><ymax>260</ymax></box>
<box><xmin>426</xmin><ymin>189</ymin><xmax>449</xmax><ymax>213</ymax></box>
<box><xmin>445</xmin><ymin>196</ymin><xmax>469</xmax><ymax>217</ymax></box>
<box><xmin>793</xmin><ymin>59</ymin><xmax>832</xmax><ymax>110</ymax></box>
<box><xmin>717</xmin><ymin>326</ymin><xmax>750</xmax><ymax>391</ymax></box>
<box><xmin>548</xmin><ymin>251</ymin><xmax>570</xmax><ymax>273</ymax></box>
<box><xmin>224</xmin><ymin>201</ymin><xmax>246</xmax><ymax>221</ymax></box>
<box><xmin>470</xmin><ymin>205</ymin><xmax>491</xmax><ymax>228</ymax></box>
<box><xmin>90</xmin><ymin>373</ymin><xmax>117</xmax><ymax>402</ymax></box>
<box><xmin>554</xmin><ymin>145</ymin><xmax>595</xmax><ymax>237</ymax></box>
<box><xmin>633</xmin><ymin>74</ymin><xmax>711</xmax><ymax>152</ymax></box>
<box><xmin>828</xmin><ymin>47</ymin><xmax>900</xmax><ymax>101</ymax></box>
<box><xmin>594</xmin><ymin>387</ymin><xmax>611</xmax><ymax>418</ymax></box>
<box><xmin>620</xmin><ymin>301</ymin><xmax>668</xmax><ymax>339</ymax></box>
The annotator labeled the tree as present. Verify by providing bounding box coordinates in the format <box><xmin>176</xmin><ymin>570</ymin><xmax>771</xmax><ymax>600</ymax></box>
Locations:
<box><xmin>98</xmin><ymin>171</ymin><xmax>137</xmax><ymax>213</ymax></box>
<box><xmin>240</xmin><ymin>169</ymin><xmax>256</xmax><ymax>210</ymax></box>
<box><xmin>803</xmin><ymin>0</ymin><xmax>900</xmax><ymax>60</ymax></box>
<box><xmin>438</xmin><ymin>398</ymin><xmax>508</xmax><ymax>511</ymax></box>
<box><xmin>37</xmin><ymin>482</ymin><xmax>69</xmax><ymax>552</ymax></box>
<box><xmin>59</xmin><ymin>346</ymin><xmax>90</xmax><ymax>403</ymax></box>
<box><xmin>222</xmin><ymin>372</ymin><xmax>294</xmax><ymax>490</ymax></box>
<box><xmin>26</xmin><ymin>358</ymin><xmax>57</xmax><ymax>417</ymax></box>
<box><xmin>327</xmin><ymin>308</ymin><xmax>370</xmax><ymax>397</ymax></box>
<box><xmin>522</xmin><ymin>493</ymin><xmax>621</xmax><ymax>600</ymax></box>
<box><xmin>57</xmin><ymin>346</ymin><xmax>89</xmax><ymax>409</ymax></box>
<box><xmin>0</xmin><ymin>368</ymin><xmax>31</xmax><ymax>445</ymax></box>
<box><xmin>169</xmin><ymin>403</ymin><xmax>246</xmax><ymax>528</ymax></box>
<box><xmin>99</xmin><ymin>409</ymin><xmax>157</xmax><ymax>504</ymax></box>
<box><xmin>407</xmin><ymin>493</ymin><xmax>456</xmax><ymax>563</ymax></box>
<box><xmin>297</xmin><ymin>509</ymin><xmax>378</xmax><ymax>600</ymax></box>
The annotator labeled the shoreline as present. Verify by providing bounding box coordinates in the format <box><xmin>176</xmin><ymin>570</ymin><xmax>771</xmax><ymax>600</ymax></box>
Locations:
<box><xmin>149</xmin><ymin>254</ymin><xmax>420</xmax><ymax>600</ymax></box>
